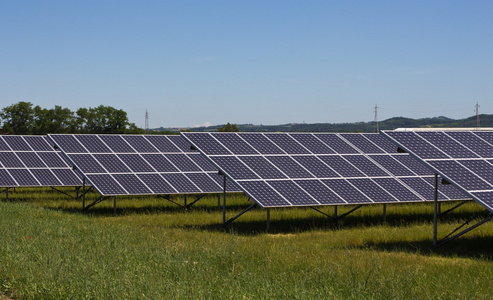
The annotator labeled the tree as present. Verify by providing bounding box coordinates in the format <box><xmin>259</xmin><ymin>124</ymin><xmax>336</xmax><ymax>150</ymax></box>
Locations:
<box><xmin>33</xmin><ymin>105</ymin><xmax>75</xmax><ymax>134</ymax></box>
<box><xmin>217</xmin><ymin>122</ymin><xmax>239</xmax><ymax>132</ymax></box>
<box><xmin>75</xmin><ymin>105</ymin><xmax>132</xmax><ymax>134</ymax></box>
<box><xmin>0</xmin><ymin>101</ymin><xmax>35</xmax><ymax>134</ymax></box>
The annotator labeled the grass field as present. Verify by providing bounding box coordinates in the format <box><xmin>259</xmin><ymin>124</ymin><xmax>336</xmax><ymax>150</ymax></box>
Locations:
<box><xmin>1</xmin><ymin>187</ymin><xmax>493</xmax><ymax>299</ymax></box>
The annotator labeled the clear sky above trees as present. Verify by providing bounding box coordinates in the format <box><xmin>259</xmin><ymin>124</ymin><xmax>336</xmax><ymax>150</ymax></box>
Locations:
<box><xmin>1</xmin><ymin>1</ymin><xmax>492</xmax><ymax>128</ymax></box>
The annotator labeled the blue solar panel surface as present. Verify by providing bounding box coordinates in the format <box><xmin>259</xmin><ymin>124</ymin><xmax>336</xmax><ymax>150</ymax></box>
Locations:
<box><xmin>0</xmin><ymin>136</ymin><xmax>82</xmax><ymax>187</ymax></box>
<box><xmin>182</xmin><ymin>132</ymin><xmax>470</xmax><ymax>208</ymax></box>
<box><xmin>383</xmin><ymin>130</ymin><xmax>493</xmax><ymax>213</ymax></box>
<box><xmin>48</xmin><ymin>134</ymin><xmax>240</xmax><ymax>196</ymax></box>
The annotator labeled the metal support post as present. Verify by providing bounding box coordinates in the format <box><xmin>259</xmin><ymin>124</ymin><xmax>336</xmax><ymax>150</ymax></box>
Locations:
<box><xmin>184</xmin><ymin>194</ymin><xmax>187</xmax><ymax>208</ymax></box>
<box><xmin>82</xmin><ymin>177</ymin><xmax>86</xmax><ymax>210</ymax></box>
<box><xmin>433</xmin><ymin>174</ymin><xmax>438</xmax><ymax>247</ymax></box>
<box><xmin>223</xmin><ymin>175</ymin><xmax>227</xmax><ymax>225</ymax></box>
<box><xmin>383</xmin><ymin>204</ymin><xmax>387</xmax><ymax>224</ymax></box>
<box><xmin>334</xmin><ymin>206</ymin><xmax>338</xmax><ymax>219</ymax></box>
<box><xmin>266</xmin><ymin>208</ymin><xmax>270</xmax><ymax>231</ymax></box>
<box><xmin>114</xmin><ymin>196</ymin><xmax>116</xmax><ymax>215</ymax></box>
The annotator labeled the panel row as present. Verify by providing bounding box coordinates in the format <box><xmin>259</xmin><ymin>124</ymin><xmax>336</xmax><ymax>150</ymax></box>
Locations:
<box><xmin>50</xmin><ymin>134</ymin><xmax>192</xmax><ymax>154</ymax></box>
<box><xmin>183</xmin><ymin>132</ymin><xmax>399</xmax><ymax>156</ymax></box>
<box><xmin>49</xmin><ymin>134</ymin><xmax>241</xmax><ymax>196</ymax></box>
<box><xmin>236</xmin><ymin>176</ymin><xmax>467</xmax><ymax>208</ymax></box>
<box><xmin>182</xmin><ymin>132</ymin><xmax>470</xmax><ymax>208</ymax></box>
<box><xmin>86</xmin><ymin>172</ymin><xmax>238</xmax><ymax>195</ymax></box>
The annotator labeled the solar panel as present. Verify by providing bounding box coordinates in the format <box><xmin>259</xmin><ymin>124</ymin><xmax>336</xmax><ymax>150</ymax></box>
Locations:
<box><xmin>182</xmin><ymin>132</ymin><xmax>470</xmax><ymax>208</ymax></box>
<box><xmin>48</xmin><ymin>134</ymin><xmax>240</xmax><ymax>196</ymax></box>
<box><xmin>0</xmin><ymin>135</ymin><xmax>82</xmax><ymax>187</ymax></box>
<box><xmin>382</xmin><ymin>130</ymin><xmax>493</xmax><ymax>214</ymax></box>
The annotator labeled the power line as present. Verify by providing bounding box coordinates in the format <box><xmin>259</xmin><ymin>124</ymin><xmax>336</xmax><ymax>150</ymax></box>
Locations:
<box><xmin>145</xmin><ymin>110</ymin><xmax>149</xmax><ymax>134</ymax></box>
<box><xmin>475</xmin><ymin>102</ymin><xmax>480</xmax><ymax>129</ymax></box>
<box><xmin>374</xmin><ymin>104</ymin><xmax>379</xmax><ymax>133</ymax></box>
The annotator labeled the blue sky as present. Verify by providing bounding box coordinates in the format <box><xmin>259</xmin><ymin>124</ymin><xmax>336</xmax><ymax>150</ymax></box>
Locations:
<box><xmin>1</xmin><ymin>1</ymin><xmax>492</xmax><ymax>129</ymax></box>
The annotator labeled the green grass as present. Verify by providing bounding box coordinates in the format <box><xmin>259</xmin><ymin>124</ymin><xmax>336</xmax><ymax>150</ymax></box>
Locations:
<box><xmin>1</xmin><ymin>187</ymin><xmax>493</xmax><ymax>299</ymax></box>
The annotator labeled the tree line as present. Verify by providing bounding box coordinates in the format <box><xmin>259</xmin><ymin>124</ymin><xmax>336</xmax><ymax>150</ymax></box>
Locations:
<box><xmin>0</xmin><ymin>101</ymin><xmax>141</xmax><ymax>135</ymax></box>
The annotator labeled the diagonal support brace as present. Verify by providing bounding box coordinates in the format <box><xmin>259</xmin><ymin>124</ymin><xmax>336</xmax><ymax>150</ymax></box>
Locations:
<box><xmin>223</xmin><ymin>203</ymin><xmax>257</xmax><ymax>227</ymax></box>
<box><xmin>185</xmin><ymin>194</ymin><xmax>206</xmax><ymax>210</ymax></box>
<box><xmin>434</xmin><ymin>213</ymin><xmax>492</xmax><ymax>248</ymax></box>
<box><xmin>83</xmin><ymin>195</ymin><xmax>108</xmax><ymax>211</ymax></box>
<box><xmin>335</xmin><ymin>205</ymin><xmax>363</xmax><ymax>221</ymax></box>
<box><xmin>438</xmin><ymin>201</ymin><xmax>468</xmax><ymax>218</ymax></box>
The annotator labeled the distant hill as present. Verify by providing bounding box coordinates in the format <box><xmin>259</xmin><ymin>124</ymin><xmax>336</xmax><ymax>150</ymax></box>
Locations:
<box><xmin>154</xmin><ymin>114</ymin><xmax>493</xmax><ymax>133</ymax></box>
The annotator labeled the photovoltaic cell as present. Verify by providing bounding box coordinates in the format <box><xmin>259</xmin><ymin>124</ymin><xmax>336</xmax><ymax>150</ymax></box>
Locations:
<box><xmin>317</xmin><ymin>156</ymin><xmax>365</xmax><ymax>178</ymax></box>
<box><xmin>49</xmin><ymin>134</ymin><xmax>239</xmax><ymax>196</ymax></box>
<box><xmin>348</xmin><ymin>178</ymin><xmax>397</xmax><ymax>203</ymax></box>
<box><xmin>238</xmin><ymin>134</ymin><xmax>284</xmax><ymax>154</ymax></box>
<box><xmin>266</xmin><ymin>156</ymin><xmax>314</xmax><ymax>179</ymax></box>
<box><xmin>264</xmin><ymin>134</ymin><xmax>310</xmax><ymax>154</ymax></box>
<box><xmin>76</xmin><ymin>135</ymin><xmax>112</xmax><ymax>153</ymax></box>
<box><xmin>117</xmin><ymin>154</ymin><xmax>155</xmax><ymax>173</ymax></box>
<box><xmin>212</xmin><ymin>133</ymin><xmax>258</xmax><ymax>155</ymax></box>
<box><xmin>239</xmin><ymin>156</ymin><xmax>287</xmax><ymax>179</ymax></box>
<box><xmin>145</xmin><ymin>135</ymin><xmax>181</xmax><ymax>152</ymax></box>
<box><xmin>184</xmin><ymin>173</ymin><xmax>221</xmax><ymax>193</ymax></box>
<box><xmin>237</xmin><ymin>180</ymin><xmax>290</xmax><ymax>207</ymax></box>
<box><xmin>183</xmin><ymin>132</ymin><xmax>468</xmax><ymax>208</ymax></box>
<box><xmin>268</xmin><ymin>180</ymin><xmax>318</xmax><ymax>206</ymax></box>
<box><xmin>313</xmin><ymin>134</ymin><xmax>358</xmax><ymax>154</ymax></box>
<box><xmin>294</xmin><ymin>180</ymin><xmax>345</xmax><ymax>204</ymax></box>
<box><xmin>123</xmin><ymin>136</ymin><xmax>159</xmax><ymax>153</ymax></box>
<box><xmin>292</xmin><ymin>156</ymin><xmax>340</xmax><ymax>178</ymax></box>
<box><xmin>99</xmin><ymin>135</ymin><xmax>136</xmax><ymax>153</ymax></box>
<box><xmin>290</xmin><ymin>134</ymin><xmax>335</xmax><ymax>154</ymax></box>
<box><xmin>3</xmin><ymin>136</ymin><xmax>31</xmax><ymax>151</ymax></box>
<box><xmin>0</xmin><ymin>169</ymin><xmax>17</xmax><ymax>186</ymax></box>
<box><xmin>341</xmin><ymin>134</ymin><xmax>384</xmax><ymax>153</ymax></box>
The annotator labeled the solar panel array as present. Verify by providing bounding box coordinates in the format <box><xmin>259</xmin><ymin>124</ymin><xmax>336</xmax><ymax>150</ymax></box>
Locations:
<box><xmin>48</xmin><ymin>134</ymin><xmax>240</xmax><ymax>196</ymax></box>
<box><xmin>0</xmin><ymin>135</ymin><xmax>82</xmax><ymax>187</ymax></box>
<box><xmin>182</xmin><ymin>132</ymin><xmax>469</xmax><ymax>208</ymax></box>
<box><xmin>382</xmin><ymin>130</ymin><xmax>493</xmax><ymax>214</ymax></box>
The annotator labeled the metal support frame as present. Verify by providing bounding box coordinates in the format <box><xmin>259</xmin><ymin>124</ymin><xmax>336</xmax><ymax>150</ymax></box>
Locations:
<box><xmin>310</xmin><ymin>206</ymin><xmax>332</xmax><ymax>218</ymax></box>
<box><xmin>82</xmin><ymin>177</ymin><xmax>86</xmax><ymax>209</ymax></box>
<box><xmin>83</xmin><ymin>195</ymin><xmax>108</xmax><ymax>211</ymax></box>
<box><xmin>223</xmin><ymin>203</ymin><xmax>258</xmax><ymax>227</ymax></box>
<box><xmin>309</xmin><ymin>205</ymin><xmax>364</xmax><ymax>221</ymax></box>
<box><xmin>438</xmin><ymin>201</ymin><xmax>468</xmax><ymax>218</ymax></box>
<box><xmin>220</xmin><ymin>174</ymin><xmax>267</xmax><ymax>230</ymax></box>
<box><xmin>432</xmin><ymin>173</ymin><xmax>492</xmax><ymax>247</ymax></box>
<box><xmin>335</xmin><ymin>205</ymin><xmax>364</xmax><ymax>221</ymax></box>
<box><xmin>157</xmin><ymin>194</ymin><xmax>206</xmax><ymax>210</ymax></box>
<box><xmin>2</xmin><ymin>187</ymin><xmax>11</xmax><ymax>201</ymax></box>
<box><xmin>50</xmin><ymin>187</ymin><xmax>80</xmax><ymax>200</ymax></box>
<box><xmin>185</xmin><ymin>194</ymin><xmax>206</xmax><ymax>210</ymax></box>
<box><xmin>434</xmin><ymin>213</ymin><xmax>492</xmax><ymax>248</ymax></box>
